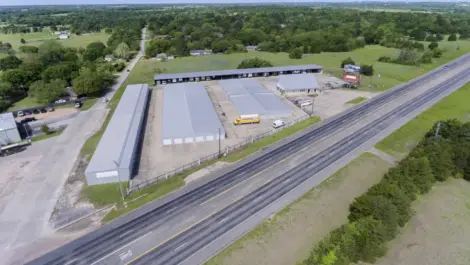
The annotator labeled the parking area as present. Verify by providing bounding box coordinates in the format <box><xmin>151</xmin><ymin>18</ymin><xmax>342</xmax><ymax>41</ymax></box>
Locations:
<box><xmin>15</xmin><ymin>108</ymin><xmax>78</xmax><ymax>124</ymax></box>
<box><xmin>134</xmin><ymin>74</ymin><xmax>381</xmax><ymax>185</ymax></box>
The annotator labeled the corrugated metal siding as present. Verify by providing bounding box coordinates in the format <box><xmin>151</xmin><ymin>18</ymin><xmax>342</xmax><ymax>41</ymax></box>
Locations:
<box><xmin>277</xmin><ymin>74</ymin><xmax>319</xmax><ymax>91</ymax></box>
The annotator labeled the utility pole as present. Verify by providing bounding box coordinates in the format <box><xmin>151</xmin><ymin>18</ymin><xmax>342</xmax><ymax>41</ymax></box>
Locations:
<box><xmin>112</xmin><ymin>160</ymin><xmax>125</xmax><ymax>201</ymax></box>
<box><xmin>218</xmin><ymin>128</ymin><xmax>221</xmax><ymax>158</ymax></box>
<box><xmin>435</xmin><ymin>122</ymin><xmax>441</xmax><ymax>138</ymax></box>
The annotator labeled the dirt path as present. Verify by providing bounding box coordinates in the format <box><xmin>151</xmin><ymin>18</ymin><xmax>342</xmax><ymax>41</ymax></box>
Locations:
<box><xmin>370</xmin><ymin>179</ymin><xmax>470</xmax><ymax>265</ymax></box>
<box><xmin>205</xmin><ymin>152</ymin><xmax>392</xmax><ymax>265</ymax></box>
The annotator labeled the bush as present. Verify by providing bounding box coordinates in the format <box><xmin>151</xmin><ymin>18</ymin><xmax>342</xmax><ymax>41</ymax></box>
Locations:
<box><xmin>425</xmin><ymin>35</ymin><xmax>438</xmax><ymax>42</ymax></box>
<box><xmin>428</xmin><ymin>42</ymin><xmax>438</xmax><ymax>50</ymax></box>
<box><xmin>41</xmin><ymin>125</ymin><xmax>50</xmax><ymax>134</ymax></box>
<box><xmin>341</xmin><ymin>57</ymin><xmax>355</xmax><ymax>68</ymax></box>
<box><xmin>289</xmin><ymin>48</ymin><xmax>302</xmax><ymax>59</ymax></box>
<box><xmin>432</xmin><ymin>48</ymin><xmax>443</xmax><ymax>58</ymax></box>
<box><xmin>360</xmin><ymin>64</ymin><xmax>374</xmax><ymax>76</ymax></box>
<box><xmin>378</xmin><ymin>56</ymin><xmax>392</xmax><ymax>63</ymax></box>
<box><xmin>237</xmin><ymin>58</ymin><xmax>273</xmax><ymax>69</ymax></box>
<box><xmin>114</xmin><ymin>62</ymin><xmax>126</xmax><ymax>72</ymax></box>
<box><xmin>448</xmin><ymin>33</ymin><xmax>458</xmax><ymax>41</ymax></box>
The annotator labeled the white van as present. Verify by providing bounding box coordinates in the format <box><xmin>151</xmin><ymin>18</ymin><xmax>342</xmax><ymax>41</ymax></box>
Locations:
<box><xmin>273</xmin><ymin>120</ymin><xmax>285</xmax><ymax>129</ymax></box>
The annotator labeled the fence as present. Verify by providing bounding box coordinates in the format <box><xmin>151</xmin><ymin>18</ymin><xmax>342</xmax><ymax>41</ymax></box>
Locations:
<box><xmin>127</xmin><ymin>114</ymin><xmax>311</xmax><ymax>194</ymax></box>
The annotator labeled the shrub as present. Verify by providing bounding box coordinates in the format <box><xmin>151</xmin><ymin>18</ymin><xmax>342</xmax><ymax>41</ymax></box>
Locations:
<box><xmin>237</xmin><ymin>58</ymin><xmax>273</xmax><ymax>69</ymax></box>
<box><xmin>448</xmin><ymin>33</ymin><xmax>458</xmax><ymax>41</ymax></box>
<box><xmin>428</xmin><ymin>42</ymin><xmax>438</xmax><ymax>50</ymax></box>
<box><xmin>378</xmin><ymin>56</ymin><xmax>392</xmax><ymax>63</ymax></box>
<box><xmin>289</xmin><ymin>48</ymin><xmax>302</xmax><ymax>59</ymax></box>
<box><xmin>341</xmin><ymin>57</ymin><xmax>355</xmax><ymax>68</ymax></box>
<box><xmin>41</xmin><ymin>125</ymin><xmax>50</xmax><ymax>134</ymax></box>
<box><xmin>360</xmin><ymin>64</ymin><xmax>374</xmax><ymax>76</ymax></box>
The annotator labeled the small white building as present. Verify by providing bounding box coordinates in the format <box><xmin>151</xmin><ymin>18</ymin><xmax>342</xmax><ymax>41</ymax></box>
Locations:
<box><xmin>156</xmin><ymin>53</ymin><xmax>167</xmax><ymax>61</ymax></box>
<box><xmin>54</xmin><ymin>31</ymin><xmax>62</xmax><ymax>35</ymax></box>
<box><xmin>59</xmin><ymin>34</ymin><xmax>69</xmax><ymax>40</ymax></box>
<box><xmin>167</xmin><ymin>55</ymin><xmax>175</xmax><ymax>60</ymax></box>
<box><xmin>246</xmin><ymin>45</ymin><xmax>259</xmax><ymax>51</ymax></box>
<box><xmin>190</xmin><ymin>49</ymin><xmax>212</xmax><ymax>56</ymax></box>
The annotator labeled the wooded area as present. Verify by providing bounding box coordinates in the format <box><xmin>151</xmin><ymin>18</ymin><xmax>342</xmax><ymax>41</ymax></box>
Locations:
<box><xmin>302</xmin><ymin>119</ymin><xmax>470</xmax><ymax>265</ymax></box>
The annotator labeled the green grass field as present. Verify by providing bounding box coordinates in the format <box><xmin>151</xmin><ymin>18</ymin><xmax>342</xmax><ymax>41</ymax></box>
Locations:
<box><xmin>7</xmin><ymin>96</ymin><xmax>43</xmax><ymax>111</ymax></box>
<box><xmin>376</xmin><ymin>82</ymin><xmax>470</xmax><ymax>159</ymax></box>
<box><xmin>0</xmin><ymin>30</ymin><xmax>110</xmax><ymax>50</ymax></box>
<box><xmin>130</xmin><ymin>41</ymin><xmax>470</xmax><ymax>92</ymax></box>
<box><xmin>31</xmin><ymin>129</ymin><xmax>64</xmax><ymax>142</ymax></box>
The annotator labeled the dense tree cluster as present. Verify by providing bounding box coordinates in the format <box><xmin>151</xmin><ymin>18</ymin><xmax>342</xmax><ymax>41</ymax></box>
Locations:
<box><xmin>302</xmin><ymin>119</ymin><xmax>470</xmax><ymax>265</ymax></box>
<box><xmin>0</xmin><ymin>39</ymin><xmax>115</xmax><ymax>112</ymax></box>
<box><xmin>144</xmin><ymin>7</ymin><xmax>470</xmax><ymax>57</ymax></box>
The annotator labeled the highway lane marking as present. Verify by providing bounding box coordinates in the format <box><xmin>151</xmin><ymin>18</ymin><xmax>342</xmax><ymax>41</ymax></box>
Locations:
<box><xmin>90</xmin><ymin>231</ymin><xmax>153</xmax><ymax>265</ymax></box>
<box><xmin>64</xmin><ymin>258</ymin><xmax>77</xmax><ymax>265</ymax></box>
<box><xmin>283</xmin><ymin>178</ymin><xmax>291</xmax><ymax>184</ymax></box>
<box><xmin>218</xmin><ymin>217</ymin><xmax>228</xmax><ymax>224</ymax></box>
<box><xmin>119</xmin><ymin>229</ymin><xmax>134</xmax><ymax>238</ymax></box>
<box><xmin>175</xmin><ymin>242</ymin><xmax>187</xmax><ymax>251</ymax></box>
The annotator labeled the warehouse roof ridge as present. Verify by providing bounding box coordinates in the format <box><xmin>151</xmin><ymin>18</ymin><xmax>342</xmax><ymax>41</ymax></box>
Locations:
<box><xmin>154</xmin><ymin>64</ymin><xmax>323</xmax><ymax>80</ymax></box>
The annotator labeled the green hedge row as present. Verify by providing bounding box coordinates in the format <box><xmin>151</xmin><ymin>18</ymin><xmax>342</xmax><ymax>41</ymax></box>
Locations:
<box><xmin>302</xmin><ymin>119</ymin><xmax>470</xmax><ymax>265</ymax></box>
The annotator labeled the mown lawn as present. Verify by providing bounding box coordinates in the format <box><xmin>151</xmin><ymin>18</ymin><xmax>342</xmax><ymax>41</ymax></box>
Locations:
<box><xmin>7</xmin><ymin>96</ymin><xmax>43</xmax><ymax>111</ymax></box>
<box><xmin>0</xmin><ymin>29</ymin><xmax>110</xmax><ymax>50</ymax></box>
<box><xmin>130</xmin><ymin>41</ymin><xmax>470</xmax><ymax>92</ymax></box>
<box><xmin>376</xmin><ymin>82</ymin><xmax>470</xmax><ymax>159</ymax></box>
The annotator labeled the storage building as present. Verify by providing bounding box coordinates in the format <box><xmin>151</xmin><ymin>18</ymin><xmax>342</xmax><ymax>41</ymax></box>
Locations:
<box><xmin>85</xmin><ymin>84</ymin><xmax>149</xmax><ymax>185</ymax></box>
<box><xmin>0</xmin><ymin>113</ymin><xmax>21</xmax><ymax>145</ymax></box>
<box><xmin>154</xmin><ymin>64</ymin><xmax>323</xmax><ymax>85</ymax></box>
<box><xmin>162</xmin><ymin>83</ymin><xmax>225</xmax><ymax>145</ymax></box>
<box><xmin>277</xmin><ymin>73</ymin><xmax>320</xmax><ymax>93</ymax></box>
<box><xmin>220</xmin><ymin>79</ymin><xmax>291</xmax><ymax>119</ymax></box>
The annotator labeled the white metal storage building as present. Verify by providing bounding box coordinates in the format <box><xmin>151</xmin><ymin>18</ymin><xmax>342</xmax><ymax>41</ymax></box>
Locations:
<box><xmin>162</xmin><ymin>83</ymin><xmax>225</xmax><ymax>145</ymax></box>
<box><xmin>85</xmin><ymin>84</ymin><xmax>149</xmax><ymax>185</ymax></box>
<box><xmin>277</xmin><ymin>73</ymin><xmax>320</xmax><ymax>93</ymax></box>
<box><xmin>0</xmin><ymin>113</ymin><xmax>21</xmax><ymax>145</ymax></box>
<box><xmin>220</xmin><ymin>79</ymin><xmax>291</xmax><ymax>119</ymax></box>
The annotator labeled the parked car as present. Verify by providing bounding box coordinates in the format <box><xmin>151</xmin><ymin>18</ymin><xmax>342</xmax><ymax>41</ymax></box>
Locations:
<box><xmin>33</xmin><ymin>109</ymin><xmax>40</xmax><ymax>114</ymax></box>
<box><xmin>46</xmin><ymin>106</ymin><xmax>54</xmax><ymax>112</ymax></box>
<box><xmin>17</xmin><ymin>111</ymin><xmax>24</xmax><ymax>117</ymax></box>
<box><xmin>40</xmin><ymin>108</ymin><xmax>47</xmax><ymax>113</ymax></box>
<box><xmin>75</xmin><ymin>101</ymin><xmax>82</xmax><ymax>109</ymax></box>
<box><xmin>23</xmin><ymin>111</ymin><xmax>32</xmax><ymax>116</ymax></box>
<box><xmin>273</xmin><ymin>120</ymin><xmax>285</xmax><ymax>129</ymax></box>
<box><xmin>20</xmin><ymin>117</ymin><xmax>36</xmax><ymax>124</ymax></box>
<box><xmin>126</xmin><ymin>69</ymin><xmax>130</xmax><ymax>72</ymax></box>
<box><xmin>55</xmin><ymin>99</ymin><xmax>67</xmax><ymax>104</ymax></box>
<box><xmin>102</xmin><ymin>97</ymin><xmax>108</xmax><ymax>103</ymax></box>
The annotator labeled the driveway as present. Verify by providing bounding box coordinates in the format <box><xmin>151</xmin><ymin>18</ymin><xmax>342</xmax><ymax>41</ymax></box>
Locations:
<box><xmin>0</xmin><ymin>27</ymin><xmax>147</xmax><ymax>265</ymax></box>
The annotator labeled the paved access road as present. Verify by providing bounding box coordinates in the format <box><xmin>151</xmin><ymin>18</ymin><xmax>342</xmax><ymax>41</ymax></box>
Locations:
<box><xmin>26</xmin><ymin>54</ymin><xmax>470</xmax><ymax>265</ymax></box>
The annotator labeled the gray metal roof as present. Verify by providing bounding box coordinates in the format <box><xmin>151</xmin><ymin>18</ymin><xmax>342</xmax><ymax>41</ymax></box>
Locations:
<box><xmin>277</xmin><ymin>74</ymin><xmax>320</xmax><ymax>91</ymax></box>
<box><xmin>86</xmin><ymin>84</ymin><xmax>149</xmax><ymax>174</ymax></box>
<box><xmin>154</xmin><ymin>64</ymin><xmax>323</xmax><ymax>80</ymax></box>
<box><xmin>162</xmin><ymin>83</ymin><xmax>225</xmax><ymax>139</ymax></box>
<box><xmin>220</xmin><ymin>79</ymin><xmax>291</xmax><ymax>116</ymax></box>
<box><xmin>0</xmin><ymin>113</ymin><xmax>17</xmax><ymax>131</ymax></box>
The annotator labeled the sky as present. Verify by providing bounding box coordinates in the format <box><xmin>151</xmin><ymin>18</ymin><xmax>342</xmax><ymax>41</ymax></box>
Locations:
<box><xmin>0</xmin><ymin>0</ymin><xmax>460</xmax><ymax>7</ymax></box>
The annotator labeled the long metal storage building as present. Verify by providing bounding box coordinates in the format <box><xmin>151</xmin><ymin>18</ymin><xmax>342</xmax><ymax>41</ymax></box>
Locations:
<box><xmin>85</xmin><ymin>84</ymin><xmax>149</xmax><ymax>185</ymax></box>
<box><xmin>154</xmin><ymin>64</ymin><xmax>323</xmax><ymax>85</ymax></box>
<box><xmin>162</xmin><ymin>83</ymin><xmax>225</xmax><ymax>145</ymax></box>
<box><xmin>277</xmin><ymin>73</ymin><xmax>320</xmax><ymax>93</ymax></box>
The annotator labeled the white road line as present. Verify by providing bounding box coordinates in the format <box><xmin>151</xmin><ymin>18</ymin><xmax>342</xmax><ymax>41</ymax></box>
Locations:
<box><xmin>90</xmin><ymin>231</ymin><xmax>153</xmax><ymax>265</ymax></box>
<box><xmin>283</xmin><ymin>178</ymin><xmax>291</xmax><ymax>184</ymax></box>
<box><xmin>166</xmin><ymin>208</ymin><xmax>176</xmax><ymax>214</ymax></box>
<box><xmin>119</xmin><ymin>229</ymin><xmax>134</xmax><ymax>238</ymax></box>
<box><xmin>204</xmin><ymin>188</ymin><xmax>215</xmax><ymax>194</ymax></box>
<box><xmin>175</xmin><ymin>242</ymin><xmax>187</xmax><ymax>251</ymax></box>
<box><xmin>218</xmin><ymin>217</ymin><xmax>228</xmax><ymax>224</ymax></box>
<box><xmin>64</xmin><ymin>258</ymin><xmax>77</xmax><ymax>265</ymax></box>
<box><xmin>236</xmin><ymin>171</ymin><xmax>246</xmax><ymax>176</ymax></box>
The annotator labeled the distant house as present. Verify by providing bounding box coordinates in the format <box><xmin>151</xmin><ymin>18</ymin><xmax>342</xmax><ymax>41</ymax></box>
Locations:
<box><xmin>104</xmin><ymin>55</ymin><xmax>114</xmax><ymax>62</ymax></box>
<box><xmin>54</xmin><ymin>31</ymin><xmax>62</xmax><ymax>35</ymax></box>
<box><xmin>190</xmin><ymin>49</ymin><xmax>213</xmax><ymax>56</ymax></box>
<box><xmin>167</xmin><ymin>55</ymin><xmax>175</xmax><ymax>60</ymax></box>
<box><xmin>246</xmin><ymin>45</ymin><xmax>259</xmax><ymax>51</ymax></box>
<box><xmin>59</xmin><ymin>34</ymin><xmax>69</xmax><ymax>40</ymax></box>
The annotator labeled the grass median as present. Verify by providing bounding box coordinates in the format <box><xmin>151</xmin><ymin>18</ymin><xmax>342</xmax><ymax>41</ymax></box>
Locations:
<box><xmin>31</xmin><ymin>129</ymin><xmax>64</xmax><ymax>142</ymax></box>
<box><xmin>376</xmin><ymin>82</ymin><xmax>470</xmax><ymax>159</ymax></box>
<box><xmin>346</xmin><ymin>96</ymin><xmax>367</xmax><ymax>104</ymax></box>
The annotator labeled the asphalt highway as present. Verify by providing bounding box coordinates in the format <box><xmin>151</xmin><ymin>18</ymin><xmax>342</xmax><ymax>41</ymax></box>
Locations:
<box><xmin>128</xmin><ymin>66</ymin><xmax>470</xmax><ymax>265</ymax></box>
<box><xmin>27</xmin><ymin>54</ymin><xmax>470</xmax><ymax>265</ymax></box>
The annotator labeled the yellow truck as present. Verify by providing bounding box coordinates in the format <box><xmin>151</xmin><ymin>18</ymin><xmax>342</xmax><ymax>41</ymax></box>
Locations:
<box><xmin>233</xmin><ymin>114</ymin><xmax>260</xmax><ymax>125</ymax></box>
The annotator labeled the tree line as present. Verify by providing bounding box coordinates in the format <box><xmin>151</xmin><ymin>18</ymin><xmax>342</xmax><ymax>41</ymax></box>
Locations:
<box><xmin>302</xmin><ymin>119</ymin><xmax>470</xmax><ymax>265</ymax></box>
<box><xmin>145</xmin><ymin>6</ymin><xmax>470</xmax><ymax>57</ymax></box>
